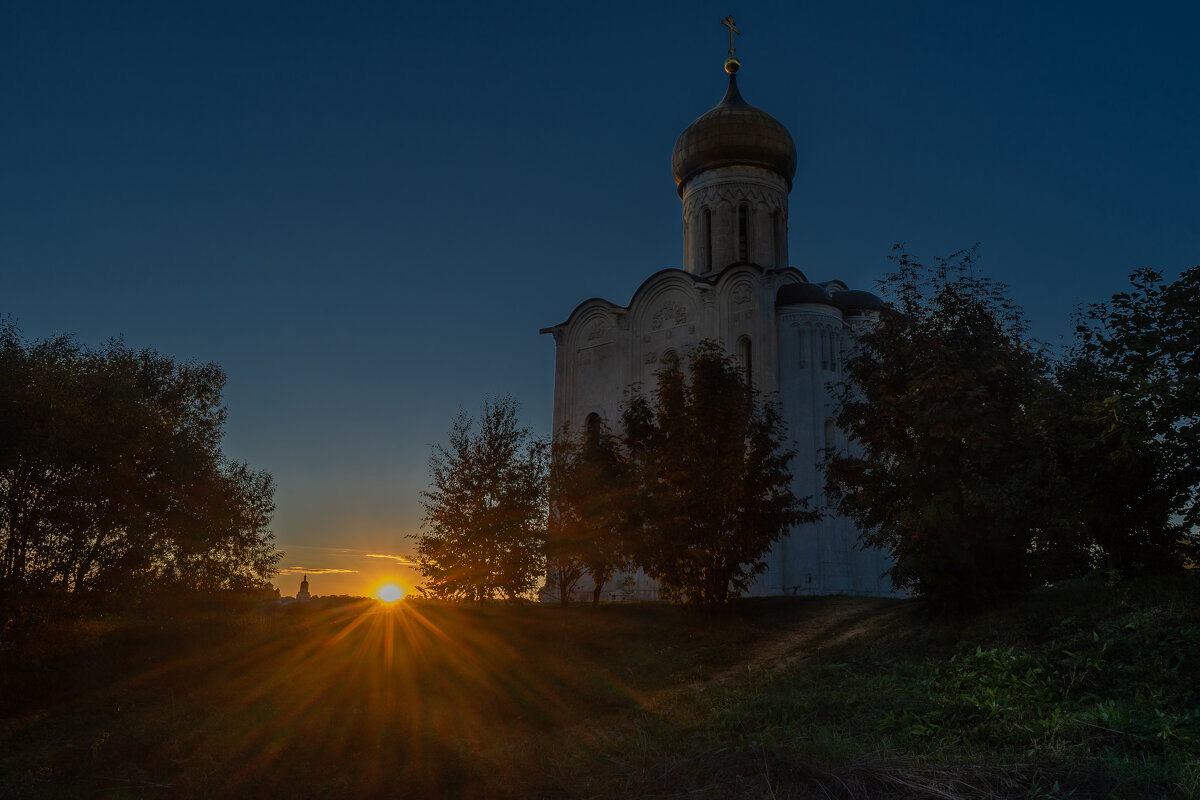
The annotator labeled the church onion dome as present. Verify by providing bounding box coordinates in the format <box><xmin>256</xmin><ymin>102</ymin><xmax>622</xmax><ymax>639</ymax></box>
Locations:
<box><xmin>775</xmin><ymin>282</ymin><xmax>835</xmax><ymax>308</ymax></box>
<box><xmin>832</xmin><ymin>289</ymin><xmax>886</xmax><ymax>313</ymax></box>
<box><xmin>671</xmin><ymin>72</ymin><xmax>797</xmax><ymax>195</ymax></box>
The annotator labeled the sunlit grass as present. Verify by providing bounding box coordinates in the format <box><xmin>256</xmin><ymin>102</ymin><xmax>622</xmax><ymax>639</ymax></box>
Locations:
<box><xmin>0</xmin><ymin>594</ymin><xmax>752</xmax><ymax>797</ymax></box>
<box><xmin>7</xmin><ymin>578</ymin><xmax>1195</xmax><ymax>798</ymax></box>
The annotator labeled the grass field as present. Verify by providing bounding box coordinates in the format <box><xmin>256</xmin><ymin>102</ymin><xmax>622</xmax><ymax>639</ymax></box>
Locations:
<box><xmin>2</xmin><ymin>574</ymin><xmax>1198</xmax><ymax>799</ymax></box>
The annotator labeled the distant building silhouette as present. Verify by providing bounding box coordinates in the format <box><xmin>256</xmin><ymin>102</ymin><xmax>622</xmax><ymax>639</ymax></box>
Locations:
<box><xmin>296</xmin><ymin>574</ymin><xmax>311</xmax><ymax>602</ymax></box>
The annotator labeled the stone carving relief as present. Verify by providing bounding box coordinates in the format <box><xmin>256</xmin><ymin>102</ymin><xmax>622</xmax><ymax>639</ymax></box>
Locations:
<box><xmin>682</xmin><ymin>184</ymin><xmax>782</xmax><ymax>216</ymax></box>
<box><xmin>651</xmin><ymin>300</ymin><xmax>688</xmax><ymax>330</ymax></box>
<box><xmin>732</xmin><ymin>283</ymin><xmax>753</xmax><ymax>306</ymax></box>
<box><xmin>585</xmin><ymin>319</ymin><xmax>606</xmax><ymax>341</ymax></box>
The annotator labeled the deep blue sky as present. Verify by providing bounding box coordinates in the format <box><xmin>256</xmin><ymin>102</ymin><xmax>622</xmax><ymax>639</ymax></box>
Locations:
<box><xmin>4</xmin><ymin>1</ymin><xmax>1198</xmax><ymax>595</ymax></box>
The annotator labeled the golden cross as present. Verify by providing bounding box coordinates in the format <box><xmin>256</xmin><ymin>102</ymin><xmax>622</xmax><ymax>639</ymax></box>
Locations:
<box><xmin>721</xmin><ymin>15</ymin><xmax>740</xmax><ymax>58</ymax></box>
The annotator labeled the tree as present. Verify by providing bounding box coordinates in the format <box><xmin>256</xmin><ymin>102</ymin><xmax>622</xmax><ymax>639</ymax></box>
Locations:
<box><xmin>414</xmin><ymin>396</ymin><xmax>548</xmax><ymax>601</ymax></box>
<box><xmin>0</xmin><ymin>319</ymin><xmax>280</xmax><ymax>602</ymax></box>
<box><xmin>620</xmin><ymin>340</ymin><xmax>814</xmax><ymax>607</ymax></box>
<box><xmin>825</xmin><ymin>249</ymin><xmax>1055</xmax><ymax>607</ymax></box>
<box><xmin>547</xmin><ymin>417</ymin><xmax>631</xmax><ymax>605</ymax></box>
<box><xmin>1059</xmin><ymin>266</ymin><xmax>1200</xmax><ymax>571</ymax></box>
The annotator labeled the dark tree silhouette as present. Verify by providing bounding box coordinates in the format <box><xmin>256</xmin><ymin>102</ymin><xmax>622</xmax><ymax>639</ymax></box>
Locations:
<box><xmin>825</xmin><ymin>249</ymin><xmax>1053</xmax><ymax>607</ymax></box>
<box><xmin>620</xmin><ymin>340</ymin><xmax>814</xmax><ymax>607</ymax></box>
<box><xmin>0</xmin><ymin>319</ymin><xmax>279</xmax><ymax>603</ymax></box>
<box><xmin>547</xmin><ymin>417</ymin><xmax>631</xmax><ymax>605</ymax></box>
<box><xmin>1058</xmin><ymin>265</ymin><xmax>1200</xmax><ymax>572</ymax></box>
<box><xmin>414</xmin><ymin>396</ymin><xmax>547</xmax><ymax>601</ymax></box>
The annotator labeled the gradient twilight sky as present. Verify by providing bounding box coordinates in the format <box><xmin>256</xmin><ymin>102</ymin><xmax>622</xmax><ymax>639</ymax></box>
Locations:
<box><xmin>4</xmin><ymin>2</ymin><xmax>1198</xmax><ymax>598</ymax></box>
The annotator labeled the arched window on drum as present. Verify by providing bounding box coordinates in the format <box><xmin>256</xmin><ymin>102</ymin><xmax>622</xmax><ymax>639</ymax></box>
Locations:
<box><xmin>703</xmin><ymin>208</ymin><xmax>713</xmax><ymax>272</ymax></box>
<box><xmin>737</xmin><ymin>204</ymin><xmax>749</xmax><ymax>262</ymax></box>
<box><xmin>773</xmin><ymin>208</ymin><xmax>785</xmax><ymax>268</ymax></box>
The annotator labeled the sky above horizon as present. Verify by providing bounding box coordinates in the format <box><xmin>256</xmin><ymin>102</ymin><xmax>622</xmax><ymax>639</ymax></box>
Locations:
<box><xmin>5</xmin><ymin>2</ymin><xmax>1198</xmax><ymax>598</ymax></box>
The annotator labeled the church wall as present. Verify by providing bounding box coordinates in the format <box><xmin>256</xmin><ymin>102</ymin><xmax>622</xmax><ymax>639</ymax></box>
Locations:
<box><xmin>763</xmin><ymin>303</ymin><xmax>899</xmax><ymax>597</ymax></box>
<box><xmin>546</xmin><ymin>276</ymin><xmax>901</xmax><ymax>600</ymax></box>
<box><xmin>711</xmin><ymin>266</ymin><xmax>803</xmax><ymax>397</ymax></box>
<box><xmin>629</xmin><ymin>274</ymin><xmax>705</xmax><ymax>389</ymax></box>
<box><xmin>712</xmin><ymin>205</ymin><xmax>734</xmax><ymax>275</ymax></box>
<box><xmin>751</xmin><ymin>202</ymin><xmax>773</xmax><ymax>265</ymax></box>
<box><xmin>549</xmin><ymin>303</ymin><xmax>626</xmax><ymax>437</ymax></box>
<box><xmin>546</xmin><ymin>283</ymin><xmax>901</xmax><ymax>600</ymax></box>
<box><xmin>749</xmin><ymin>302</ymin><xmax>839</xmax><ymax>595</ymax></box>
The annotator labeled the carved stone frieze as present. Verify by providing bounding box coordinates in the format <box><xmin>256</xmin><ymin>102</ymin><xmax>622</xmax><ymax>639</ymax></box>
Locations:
<box><xmin>650</xmin><ymin>300</ymin><xmax>688</xmax><ymax>330</ymax></box>
<box><xmin>682</xmin><ymin>183</ymin><xmax>783</xmax><ymax>215</ymax></box>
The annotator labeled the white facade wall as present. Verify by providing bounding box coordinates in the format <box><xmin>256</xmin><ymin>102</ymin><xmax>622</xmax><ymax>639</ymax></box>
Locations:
<box><xmin>543</xmin><ymin>265</ymin><xmax>900</xmax><ymax>600</ymax></box>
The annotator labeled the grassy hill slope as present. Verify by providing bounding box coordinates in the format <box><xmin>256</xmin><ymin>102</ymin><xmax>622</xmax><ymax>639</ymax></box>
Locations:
<box><xmin>2</xmin><ymin>574</ymin><xmax>1197</xmax><ymax>799</ymax></box>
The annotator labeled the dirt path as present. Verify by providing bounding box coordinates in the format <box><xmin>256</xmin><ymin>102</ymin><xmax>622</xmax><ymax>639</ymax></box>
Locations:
<box><xmin>698</xmin><ymin>595</ymin><xmax>908</xmax><ymax>691</ymax></box>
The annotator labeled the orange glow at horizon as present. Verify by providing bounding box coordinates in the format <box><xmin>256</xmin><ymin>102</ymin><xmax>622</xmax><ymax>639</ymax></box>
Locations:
<box><xmin>375</xmin><ymin>583</ymin><xmax>406</xmax><ymax>603</ymax></box>
<box><xmin>271</xmin><ymin>545</ymin><xmax>421</xmax><ymax>598</ymax></box>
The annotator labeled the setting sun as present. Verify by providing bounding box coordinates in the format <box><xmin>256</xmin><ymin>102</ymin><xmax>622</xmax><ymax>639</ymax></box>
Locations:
<box><xmin>376</xmin><ymin>583</ymin><xmax>405</xmax><ymax>603</ymax></box>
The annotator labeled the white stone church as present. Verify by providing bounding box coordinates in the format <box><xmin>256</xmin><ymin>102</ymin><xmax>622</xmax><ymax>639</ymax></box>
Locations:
<box><xmin>541</xmin><ymin>52</ymin><xmax>898</xmax><ymax>600</ymax></box>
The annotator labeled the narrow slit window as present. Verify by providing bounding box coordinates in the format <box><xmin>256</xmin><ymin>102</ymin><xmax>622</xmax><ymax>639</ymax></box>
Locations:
<box><xmin>774</xmin><ymin>209</ymin><xmax>784</xmax><ymax>266</ymax></box>
<box><xmin>738</xmin><ymin>205</ymin><xmax>748</xmax><ymax>261</ymax></box>
<box><xmin>738</xmin><ymin>337</ymin><xmax>753</xmax><ymax>387</ymax></box>
<box><xmin>703</xmin><ymin>208</ymin><xmax>712</xmax><ymax>272</ymax></box>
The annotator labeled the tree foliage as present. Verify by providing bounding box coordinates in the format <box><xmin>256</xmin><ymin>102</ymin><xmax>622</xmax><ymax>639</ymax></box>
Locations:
<box><xmin>825</xmin><ymin>249</ymin><xmax>1055</xmax><ymax>606</ymax></box>
<box><xmin>546</xmin><ymin>417</ymin><xmax>631</xmax><ymax>605</ymax></box>
<box><xmin>828</xmin><ymin>250</ymin><xmax>1200</xmax><ymax>608</ymax></box>
<box><xmin>0</xmin><ymin>319</ymin><xmax>280</xmax><ymax>602</ymax></box>
<box><xmin>620</xmin><ymin>340</ymin><xmax>814</xmax><ymax>607</ymax></box>
<box><xmin>1060</xmin><ymin>266</ymin><xmax>1200</xmax><ymax>571</ymax></box>
<box><xmin>415</xmin><ymin>396</ymin><xmax>548</xmax><ymax>601</ymax></box>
